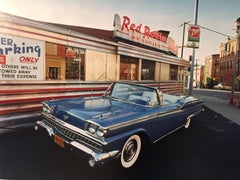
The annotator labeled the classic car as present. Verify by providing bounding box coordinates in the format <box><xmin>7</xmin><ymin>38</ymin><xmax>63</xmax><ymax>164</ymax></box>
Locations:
<box><xmin>35</xmin><ymin>82</ymin><xmax>204</xmax><ymax>168</ymax></box>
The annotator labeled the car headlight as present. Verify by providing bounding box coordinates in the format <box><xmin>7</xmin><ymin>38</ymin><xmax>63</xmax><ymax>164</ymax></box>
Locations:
<box><xmin>43</xmin><ymin>106</ymin><xmax>50</xmax><ymax>114</ymax></box>
<box><xmin>42</xmin><ymin>104</ymin><xmax>55</xmax><ymax>114</ymax></box>
<box><xmin>87</xmin><ymin>124</ymin><xmax>97</xmax><ymax>134</ymax></box>
<box><xmin>87</xmin><ymin>123</ymin><xmax>106</xmax><ymax>139</ymax></box>
<box><xmin>96</xmin><ymin>127</ymin><xmax>105</xmax><ymax>137</ymax></box>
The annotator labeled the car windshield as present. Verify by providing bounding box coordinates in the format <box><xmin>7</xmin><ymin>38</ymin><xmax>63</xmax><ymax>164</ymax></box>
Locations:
<box><xmin>109</xmin><ymin>83</ymin><xmax>159</xmax><ymax>106</ymax></box>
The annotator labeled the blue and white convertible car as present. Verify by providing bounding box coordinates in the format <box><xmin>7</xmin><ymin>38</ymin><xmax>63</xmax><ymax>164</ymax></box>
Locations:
<box><xmin>35</xmin><ymin>82</ymin><xmax>204</xmax><ymax>168</ymax></box>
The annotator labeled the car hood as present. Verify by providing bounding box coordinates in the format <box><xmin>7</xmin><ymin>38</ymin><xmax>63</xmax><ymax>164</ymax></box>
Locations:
<box><xmin>51</xmin><ymin>96</ymin><xmax>150</xmax><ymax>129</ymax></box>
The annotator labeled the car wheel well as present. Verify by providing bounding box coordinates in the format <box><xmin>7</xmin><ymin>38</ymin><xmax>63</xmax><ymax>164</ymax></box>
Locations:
<box><xmin>138</xmin><ymin>132</ymin><xmax>151</xmax><ymax>145</ymax></box>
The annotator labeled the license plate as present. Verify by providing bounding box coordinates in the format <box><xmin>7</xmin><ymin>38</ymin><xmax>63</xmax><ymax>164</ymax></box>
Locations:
<box><xmin>54</xmin><ymin>134</ymin><xmax>64</xmax><ymax>148</ymax></box>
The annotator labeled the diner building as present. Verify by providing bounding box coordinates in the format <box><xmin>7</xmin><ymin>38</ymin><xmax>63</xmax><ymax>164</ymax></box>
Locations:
<box><xmin>0</xmin><ymin>13</ymin><xmax>189</xmax><ymax>82</ymax></box>
<box><xmin>0</xmin><ymin>12</ymin><xmax>190</xmax><ymax>130</ymax></box>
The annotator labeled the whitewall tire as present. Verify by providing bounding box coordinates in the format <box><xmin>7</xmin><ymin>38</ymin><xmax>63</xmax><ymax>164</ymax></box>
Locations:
<box><xmin>120</xmin><ymin>134</ymin><xmax>141</xmax><ymax>168</ymax></box>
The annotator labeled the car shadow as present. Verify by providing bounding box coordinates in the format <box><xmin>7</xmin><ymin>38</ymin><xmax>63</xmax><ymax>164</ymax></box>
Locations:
<box><xmin>0</xmin><ymin>106</ymin><xmax>240</xmax><ymax>180</ymax></box>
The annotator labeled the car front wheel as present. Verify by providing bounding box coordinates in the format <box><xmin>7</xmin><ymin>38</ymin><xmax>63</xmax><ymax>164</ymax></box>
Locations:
<box><xmin>120</xmin><ymin>134</ymin><xmax>141</xmax><ymax>168</ymax></box>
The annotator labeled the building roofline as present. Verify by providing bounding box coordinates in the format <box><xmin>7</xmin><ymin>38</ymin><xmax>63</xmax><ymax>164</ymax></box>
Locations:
<box><xmin>0</xmin><ymin>11</ymin><xmax>183</xmax><ymax>60</ymax></box>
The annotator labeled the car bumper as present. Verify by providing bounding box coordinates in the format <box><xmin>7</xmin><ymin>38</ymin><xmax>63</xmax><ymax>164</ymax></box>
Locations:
<box><xmin>35</xmin><ymin>120</ymin><xmax>119</xmax><ymax>167</ymax></box>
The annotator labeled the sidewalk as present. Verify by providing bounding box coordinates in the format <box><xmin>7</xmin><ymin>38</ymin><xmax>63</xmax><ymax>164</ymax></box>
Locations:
<box><xmin>194</xmin><ymin>92</ymin><xmax>240</xmax><ymax>125</ymax></box>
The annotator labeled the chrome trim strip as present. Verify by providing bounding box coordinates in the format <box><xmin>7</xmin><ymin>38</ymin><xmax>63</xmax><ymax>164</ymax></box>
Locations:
<box><xmin>109</xmin><ymin>108</ymin><xmax>182</xmax><ymax>130</ymax></box>
<box><xmin>71</xmin><ymin>141</ymin><xmax>96</xmax><ymax>155</ymax></box>
<box><xmin>71</xmin><ymin>141</ymin><xmax>119</xmax><ymax>163</ymax></box>
<box><xmin>37</xmin><ymin>120</ymin><xmax>54</xmax><ymax>136</ymax></box>
<box><xmin>186</xmin><ymin>109</ymin><xmax>202</xmax><ymax>120</ymax></box>
<box><xmin>153</xmin><ymin>125</ymin><xmax>184</xmax><ymax>144</ymax></box>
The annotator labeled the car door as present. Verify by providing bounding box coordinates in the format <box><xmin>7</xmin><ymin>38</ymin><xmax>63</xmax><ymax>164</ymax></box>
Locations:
<box><xmin>154</xmin><ymin>104</ymin><xmax>185</xmax><ymax>140</ymax></box>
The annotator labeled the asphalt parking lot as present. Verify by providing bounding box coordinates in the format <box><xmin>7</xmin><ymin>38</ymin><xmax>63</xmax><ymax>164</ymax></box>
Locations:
<box><xmin>0</xmin><ymin>106</ymin><xmax>240</xmax><ymax>180</ymax></box>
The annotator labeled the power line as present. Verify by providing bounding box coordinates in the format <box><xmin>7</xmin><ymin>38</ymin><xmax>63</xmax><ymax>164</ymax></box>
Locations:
<box><xmin>180</xmin><ymin>21</ymin><xmax>234</xmax><ymax>39</ymax></box>
<box><xmin>198</xmin><ymin>25</ymin><xmax>234</xmax><ymax>38</ymax></box>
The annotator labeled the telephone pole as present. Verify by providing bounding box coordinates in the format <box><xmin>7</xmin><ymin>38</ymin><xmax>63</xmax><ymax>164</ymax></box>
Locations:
<box><xmin>188</xmin><ymin>0</ymin><xmax>199</xmax><ymax>95</ymax></box>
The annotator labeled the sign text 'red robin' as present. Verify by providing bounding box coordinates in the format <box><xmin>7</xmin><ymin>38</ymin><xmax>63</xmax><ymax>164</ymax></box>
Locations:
<box><xmin>113</xmin><ymin>14</ymin><xmax>178</xmax><ymax>55</ymax></box>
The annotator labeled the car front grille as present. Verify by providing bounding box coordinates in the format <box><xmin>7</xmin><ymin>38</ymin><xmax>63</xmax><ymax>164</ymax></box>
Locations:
<box><xmin>43</xmin><ymin>118</ymin><xmax>103</xmax><ymax>153</ymax></box>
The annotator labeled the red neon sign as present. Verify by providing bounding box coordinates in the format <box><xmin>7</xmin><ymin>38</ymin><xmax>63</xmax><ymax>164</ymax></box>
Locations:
<box><xmin>121</xmin><ymin>16</ymin><xmax>168</xmax><ymax>43</ymax></box>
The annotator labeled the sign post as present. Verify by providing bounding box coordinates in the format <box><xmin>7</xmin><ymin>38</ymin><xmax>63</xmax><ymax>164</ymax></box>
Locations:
<box><xmin>188</xmin><ymin>0</ymin><xmax>199</xmax><ymax>95</ymax></box>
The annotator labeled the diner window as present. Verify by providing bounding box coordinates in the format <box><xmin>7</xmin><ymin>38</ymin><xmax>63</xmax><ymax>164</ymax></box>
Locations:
<box><xmin>45</xmin><ymin>43</ymin><xmax>65</xmax><ymax>80</ymax></box>
<box><xmin>47</xmin><ymin>67</ymin><xmax>60</xmax><ymax>79</ymax></box>
<box><xmin>65</xmin><ymin>47</ymin><xmax>85</xmax><ymax>80</ymax></box>
<box><xmin>141</xmin><ymin>60</ymin><xmax>155</xmax><ymax>80</ymax></box>
<box><xmin>170</xmin><ymin>65</ymin><xmax>178</xmax><ymax>80</ymax></box>
<box><xmin>120</xmin><ymin>56</ymin><xmax>138</xmax><ymax>80</ymax></box>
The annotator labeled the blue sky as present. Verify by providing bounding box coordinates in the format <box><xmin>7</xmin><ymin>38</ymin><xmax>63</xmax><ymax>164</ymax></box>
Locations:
<box><xmin>0</xmin><ymin>0</ymin><xmax>239</xmax><ymax>64</ymax></box>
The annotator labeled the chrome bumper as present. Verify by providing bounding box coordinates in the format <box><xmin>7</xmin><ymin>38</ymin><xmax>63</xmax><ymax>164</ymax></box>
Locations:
<box><xmin>35</xmin><ymin>120</ymin><xmax>119</xmax><ymax>167</ymax></box>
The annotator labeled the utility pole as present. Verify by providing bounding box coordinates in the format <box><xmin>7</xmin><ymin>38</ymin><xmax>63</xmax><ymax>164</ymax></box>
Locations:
<box><xmin>179</xmin><ymin>20</ymin><xmax>191</xmax><ymax>58</ymax></box>
<box><xmin>181</xmin><ymin>22</ymin><xmax>186</xmax><ymax>59</ymax></box>
<box><xmin>188</xmin><ymin>0</ymin><xmax>199</xmax><ymax>95</ymax></box>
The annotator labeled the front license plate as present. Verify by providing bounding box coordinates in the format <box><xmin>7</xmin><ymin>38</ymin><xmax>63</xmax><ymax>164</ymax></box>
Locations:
<box><xmin>54</xmin><ymin>134</ymin><xmax>64</xmax><ymax>148</ymax></box>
